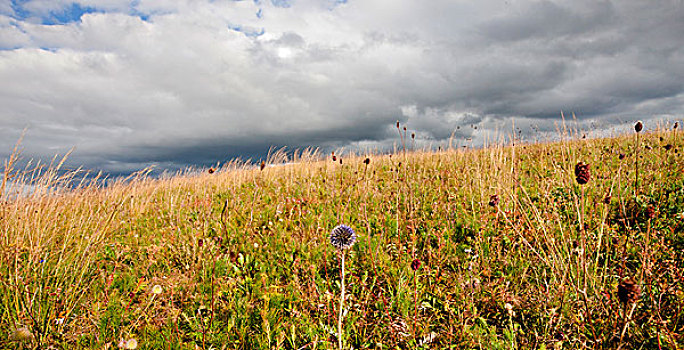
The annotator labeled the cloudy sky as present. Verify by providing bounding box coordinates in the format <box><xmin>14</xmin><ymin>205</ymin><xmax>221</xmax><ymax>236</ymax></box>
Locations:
<box><xmin>1</xmin><ymin>0</ymin><xmax>683</xmax><ymax>174</ymax></box>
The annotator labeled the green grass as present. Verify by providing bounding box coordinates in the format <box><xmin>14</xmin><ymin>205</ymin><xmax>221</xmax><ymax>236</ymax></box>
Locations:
<box><xmin>1</xmin><ymin>124</ymin><xmax>683</xmax><ymax>349</ymax></box>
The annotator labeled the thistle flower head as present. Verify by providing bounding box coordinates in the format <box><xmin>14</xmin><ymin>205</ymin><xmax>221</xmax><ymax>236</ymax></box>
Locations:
<box><xmin>488</xmin><ymin>194</ymin><xmax>500</xmax><ymax>207</ymax></box>
<box><xmin>618</xmin><ymin>278</ymin><xmax>641</xmax><ymax>305</ymax></box>
<box><xmin>411</xmin><ymin>258</ymin><xmax>421</xmax><ymax>271</ymax></box>
<box><xmin>574</xmin><ymin>162</ymin><xmax>591</xmax><ymax>185</ymax></box>
<box><xmin>330</xmin><ymin>225</ymin><xmax>356</xmax><ymax>250</ymax></box>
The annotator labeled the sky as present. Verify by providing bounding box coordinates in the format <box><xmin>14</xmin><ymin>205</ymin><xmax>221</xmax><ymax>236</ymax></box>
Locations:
<box><xmin>1</xmin><ymin>0</ymin><xmax>683</xmax><ymax>175</ymax></box>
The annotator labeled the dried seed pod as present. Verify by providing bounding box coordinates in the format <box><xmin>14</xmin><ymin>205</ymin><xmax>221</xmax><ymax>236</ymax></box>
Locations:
<box><xmin>635</xmin><ymin>121</ymin><xmax>643</xmax><ymax>133</ymax></box>
<box><xmin>574</xmin><ymin>162</ymin><xmax>591</xmax><ymax>185</ymax></box>
<box><xmin>363</xmin><ymin>158</ymin><xmax>370</xmax><ymax>165</ymax></box>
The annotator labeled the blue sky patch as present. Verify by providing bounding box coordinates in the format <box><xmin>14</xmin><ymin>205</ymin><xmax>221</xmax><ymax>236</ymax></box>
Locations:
<box><xmin>270</xmin><ymin>0</ymin><xmax>291</xmax><ymax>8</ymax></box>
<box><xmin>8</xmin><ymin>1</ymin><xmax>151</xmax><ymax>24</ymax></box>
<box><xmin>43</xmin><ymin>3</ymin><xmax>101</xmax><ymax>25</ymax></box>
<box><xmin>9</xmin><ymin>0</ymin><xmax>31</xmax><ymax>19</ymax></box>
<box><xmin>228</xmin><ymin>24</ymin><xmax>265</xmax><ymax>37</ymax></box>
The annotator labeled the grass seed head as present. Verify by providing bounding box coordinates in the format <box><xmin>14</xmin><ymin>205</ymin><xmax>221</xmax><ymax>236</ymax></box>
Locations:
<box><xmin>330</xmin><ymin>225</ymin><xmax>356</xmax><ymax>250</ymax></box>
<box><xmin>574</xmin><ymin>162</ymin><xmax>591</xmax><ymax>185</ymax></box>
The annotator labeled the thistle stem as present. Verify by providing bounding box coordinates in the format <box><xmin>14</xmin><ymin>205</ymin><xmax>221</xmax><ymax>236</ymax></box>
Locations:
<box><xmin>635</xmin><ymin>133</ymin><xmax>640</xmax><ymax>195</ymax></box>
<box><xmin>338</xmin><ymin>252</ymin><xmax>345</xmax><ymax>350</ymax></box>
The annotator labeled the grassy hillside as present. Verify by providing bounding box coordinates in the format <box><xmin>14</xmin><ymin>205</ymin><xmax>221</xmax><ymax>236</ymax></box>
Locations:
<box><xmin>1</xmin><ymin>124</ymin><xmax>683</xmax><ymax>349</ymax></box>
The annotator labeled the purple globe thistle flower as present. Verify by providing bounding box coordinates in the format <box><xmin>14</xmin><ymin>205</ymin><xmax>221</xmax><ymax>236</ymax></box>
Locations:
<box><xmin>411</xmin><ymin>258</ymin><xmax>421</xmax><ymax>271</ymax></box>
<box><xmin>330</xmin><ymin>225</ymin><xmax>356</xmax><ymax>250</ymax></box>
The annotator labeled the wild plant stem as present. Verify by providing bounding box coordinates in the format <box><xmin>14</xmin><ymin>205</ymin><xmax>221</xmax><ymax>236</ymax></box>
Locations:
<box><xmin>338</xmin><ymin>251</ymin><xmax>346</xmax><ymax>350</ymax></box>
<box><xmin>413</xmin><ymin>270</ymin><xmax>417</xmax><ymax>342</ymax></box>
<box><xmin>635</xmin><ymin>133</ymin><xmax>640</xmax><ymax>196</ymax></box>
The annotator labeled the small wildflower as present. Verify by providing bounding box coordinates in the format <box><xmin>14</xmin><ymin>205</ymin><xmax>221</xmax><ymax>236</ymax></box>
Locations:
<box><xmin>125</xmin><ymin>338</ymin><xmax>138</xmax><ymax>349</ymax></box>
<box><xmin>363</xmin><ymin>157</ymin><xmax>370</xmax><ymax>165</ymax></box>
<box><xmin>635</xmin><ymin>120</ymin><xmax>643</xmax><ymax>133</ymax></box>
<box><xmin>645</xmin><ymin>205</ymin><xmax>656</xmax><ymax>219</ymax></box>
<box><xmin>411</xmin><ymin>258</ymin><xmax>421</xmax><ymax>271</ymax></box>
<box><xmin>619</xmin><ymin>153</ymin><xmax>626</xmax><ymax>160</ymax></box>
<box><xmin>151</xmin><ymin>285</ymin><xmax>163</xmax><ymax>295</ymax></box>
<box><xmin>664</xmin><ymin>144</ymin><xmax>673</xmax><ymax>151</ymax></box>
<box><xmin>207</xmin><ymin>167</ymin><xmax>215</xmax><ymax>174</ymax></box>
<box><xmin>674</xmin><ymin>121</ymin><xmax>679</xmax><ymax>130</ymax></box>
<box><xmin>260</xmin><ymin>161</ymin><xmax>266</xmax><ymax>171</ymax></box>
<box><xmin>330</xmin><ymin>225</ymin><xmax>356</xmax><ymax>250</ymax></box>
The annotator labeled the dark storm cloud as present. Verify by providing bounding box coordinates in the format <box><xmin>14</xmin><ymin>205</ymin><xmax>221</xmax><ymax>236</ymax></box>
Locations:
<box><xmin>0</xmin><ymin>0</ymin><xmax>683</xmax><ymax>174</ymax></box>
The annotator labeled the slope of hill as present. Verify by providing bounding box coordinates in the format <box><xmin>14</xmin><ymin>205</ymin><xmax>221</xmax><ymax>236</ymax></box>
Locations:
<box><xmin>1</xmin><ymin>124</ymin><xmax>683</xmax><ymax>349</ymax></box>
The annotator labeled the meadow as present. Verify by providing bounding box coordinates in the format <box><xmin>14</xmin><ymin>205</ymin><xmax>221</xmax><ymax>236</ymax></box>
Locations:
<box><xmin>1</xmin><ymin>121</ymin><xmax>683</xmax><ymax>349</ymax></box>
